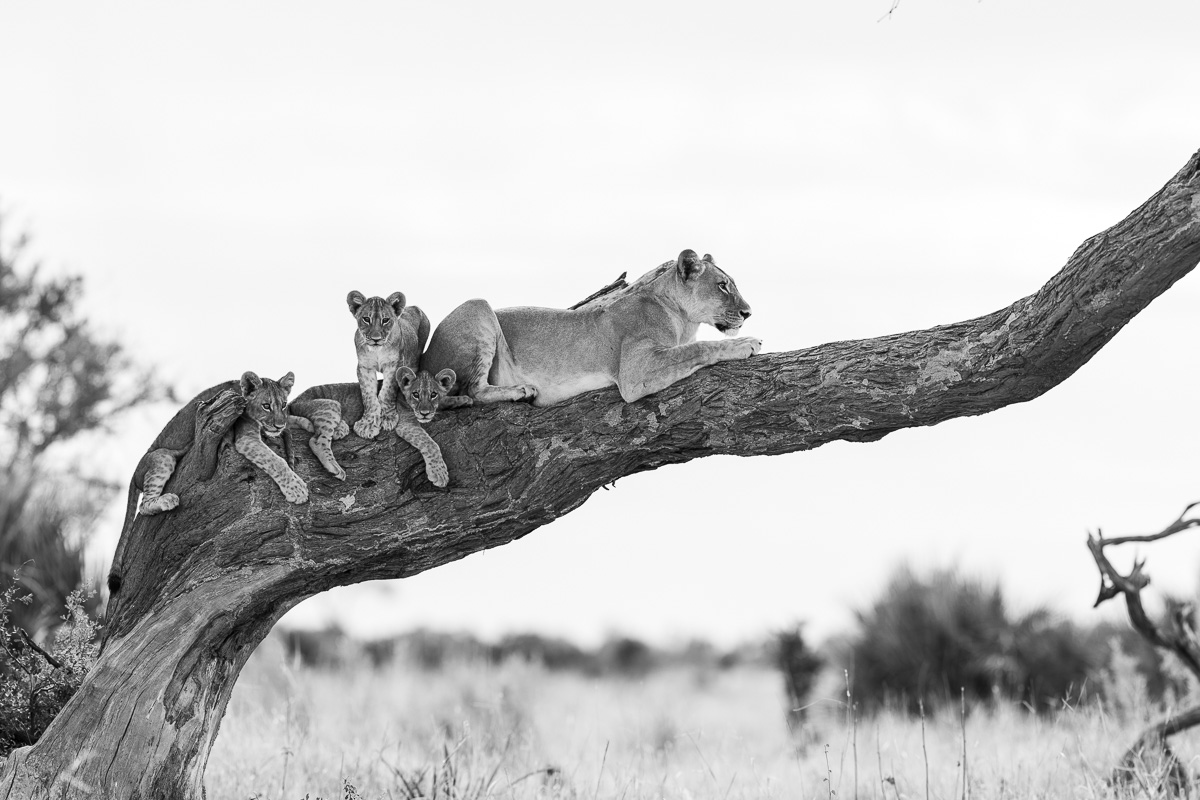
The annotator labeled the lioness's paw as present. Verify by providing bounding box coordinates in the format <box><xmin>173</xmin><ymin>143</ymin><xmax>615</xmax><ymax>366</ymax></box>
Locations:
<box><xmin>282</xmin><ymin>478</ymin><xmax>309</xmax><ymax>504</ymax></box>
<box><xmin>426</xmin><ymin>458</ymin><xmax>450</xmax><ymax>488</ymax></box>
<box><xmin>732</xmin><ymin>337</ymin><xmax>762</xmax><ymax>358</ymax></box>
<box><xmin>519</xmin><ymin>384</ymin><xmax>538</xmax><ymax>400</ymax></box>
<box><xmin>380</xmin><ymin>406</ymin><xmax>400</xmax><ymax>432</ymax></box>
<box><xmin>353</xmin><ymin>416</ymin><xmax>380</xmax><ymax>439</ymax></box>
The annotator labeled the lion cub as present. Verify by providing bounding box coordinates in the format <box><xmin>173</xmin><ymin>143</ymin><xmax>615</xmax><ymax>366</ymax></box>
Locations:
<box><xmin>347</xmin><ymin>290</ymin><xmax>430</xmax><ymax>439</ymax></box>
<box><xmin>389</xmin><ymin>366</ymin><xmax>472</xmax><ymax>487</ymax></box>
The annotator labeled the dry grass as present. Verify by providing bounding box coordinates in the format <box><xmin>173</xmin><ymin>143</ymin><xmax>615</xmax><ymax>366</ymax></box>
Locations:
<box><xmin>207</xmin><ymin>637</ymin><xmax>1200</xmax><ymax>799</ymax></box>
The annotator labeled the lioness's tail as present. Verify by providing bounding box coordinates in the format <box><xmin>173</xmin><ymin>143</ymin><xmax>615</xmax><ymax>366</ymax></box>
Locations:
<box><xmin>107</xmin><ymin>479</ymin><xmax>141</xmax><ymax>595</ymax></box>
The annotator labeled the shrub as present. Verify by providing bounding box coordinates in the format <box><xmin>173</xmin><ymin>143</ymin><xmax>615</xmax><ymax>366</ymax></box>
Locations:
<box><xmin>0</xmin><ymin>573</ymin><xmax>101</xmax><ymax>756</ymax></box>
<box><xmin>774</xmin><ymin>625</ymin><xmax>823</xmax><ymax>733</ymax></box>
<box><xmin>841</xmin><ymin>565</ymin><xmax>1097</xmax><ymax>714</ymax></box>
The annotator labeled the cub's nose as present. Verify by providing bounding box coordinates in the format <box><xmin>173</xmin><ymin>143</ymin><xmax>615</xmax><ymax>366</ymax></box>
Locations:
<box><xmin>740</xmin><ymin>309</ymin><xmax>752</xmax><ymax>320</ymax></box>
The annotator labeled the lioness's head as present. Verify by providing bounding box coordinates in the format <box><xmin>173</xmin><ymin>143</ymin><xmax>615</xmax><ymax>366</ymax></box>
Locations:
<box><xmin>397</xmin><ymin>366</ymin><xmax>457</xmax><ymax>425</ymax></box>
<box><xmin>672</xmin><ymin>249</ymin><xmax>752</xmax><ymax>336</ymax></box>
<box><xmin>240</xmin><ymin>371</ymin><xmax>294</xmax><ymax>438</ymax></box>
<box><xmin>347</xmin><ymin>290</ymin><xmax>406</xmax><ymax>346</ymax></box>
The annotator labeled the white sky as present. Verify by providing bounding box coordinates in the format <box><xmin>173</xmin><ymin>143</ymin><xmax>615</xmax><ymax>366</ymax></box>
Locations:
<box><xmin>2</xmin><ymin>0</ymin><xmax>1199</xmax><ymax>646</ymax></box>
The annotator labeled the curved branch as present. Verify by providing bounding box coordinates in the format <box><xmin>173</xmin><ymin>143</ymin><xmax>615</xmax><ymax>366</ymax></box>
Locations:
<box><xmin>3</xmin><ymin>149</ymin><xmax>1200</xmax><ymax>799</ymax></box>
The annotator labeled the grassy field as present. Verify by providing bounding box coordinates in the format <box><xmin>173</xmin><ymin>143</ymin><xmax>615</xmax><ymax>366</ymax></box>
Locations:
<box><xmin>207</xmin><ymin>637</ymin><xmax>1197</xmax><ymax>799</ymax></box>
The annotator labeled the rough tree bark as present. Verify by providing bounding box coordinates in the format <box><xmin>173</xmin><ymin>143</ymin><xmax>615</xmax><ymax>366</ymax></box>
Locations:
<box><xmin>2</xmin><ymin>150</ymin><xmax>1200</xmax><ymax>798</ymax></box>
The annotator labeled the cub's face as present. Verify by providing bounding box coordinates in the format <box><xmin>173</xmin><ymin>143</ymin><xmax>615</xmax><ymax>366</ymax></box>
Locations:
<box><xmin>397</xmin><ymin>367</ymin><xmax>457</xmax><ymax>424</ymax></box>
<box><xmin>240</xmin><ymin>371</ymin><xmax>294</xmax><ymax>438</ymax></box>
<box><xmin>674</xmin><ymin>250</ymin><xmax>753</xmax><ymax>337</ymax></box>
<box><xmin>347</xmin><ymin>290</ymin><xmax>406</xmax><ymax>346</ymax></box>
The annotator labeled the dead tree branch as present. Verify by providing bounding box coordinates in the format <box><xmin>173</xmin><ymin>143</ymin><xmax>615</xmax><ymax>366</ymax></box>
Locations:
<box><xmin>1088</xmin><ymin>502</ymin><xmax>1200</xmax><ymax>793</ymax></box>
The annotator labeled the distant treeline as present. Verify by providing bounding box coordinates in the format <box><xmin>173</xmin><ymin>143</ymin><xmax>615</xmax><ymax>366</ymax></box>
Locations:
<box><xmin>280</xmin><ymin>565</ymin><xmax>1186</xmax><ymax>719</ymax></box>
<box><xmin>280</xmin><ymin>626</ymin><xmax>769</xmax><ymax>676</ymax></box>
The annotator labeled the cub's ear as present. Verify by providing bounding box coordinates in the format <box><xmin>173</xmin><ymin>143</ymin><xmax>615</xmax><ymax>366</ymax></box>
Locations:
<box><xmin>240</xmin><ymin>371</ymin><xmax>262</xmax><ymax>395</ymax></box>
<box><xmin>397</xmin><ymin>365</ymin><xmax>417</xmax><ymax>391</ymax></box>
<box><xmin>386</xmin><ymin>292</ymin><xmax>406</xmax><ymax>316</ymax></box>
<box><xmin>434</xmin><ymin>368</ymin><xmax>457</xmax><ymax>393</ymax></box>
<box><xmin>347</xmin><ymin>290</ymin><xmax>366</xmax><ymax>315</ymax></box>
<box><xmin>676</xmin><ymin>249</ymin><xmax>705</xmax><ymax>281</ymax></box>
<box><xmin>278</xmin><ymin>371</ymin><xmax>295</xmax><ymax>394</ymax></box>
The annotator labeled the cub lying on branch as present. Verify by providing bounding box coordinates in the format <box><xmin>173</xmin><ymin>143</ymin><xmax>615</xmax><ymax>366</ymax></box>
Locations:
<box><xmin>294</xmin><ymin>366</ymin><xmax>469</xmax><ymax>488</ymax></box>
<box><xmin>109</xmin><ymin>371</ymin><xmax>340</xmax><ymax>593</ymax></box>
<box><xmin>421</xmin><ymin>249</ymin><xmax>760</xmax><ymax>407</ymax></box>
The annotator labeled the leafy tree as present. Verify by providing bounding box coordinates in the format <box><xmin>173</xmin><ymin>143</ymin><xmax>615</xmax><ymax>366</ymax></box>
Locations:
<box><xmin>0</xmin><ymin>209</ymin><xmax>162</xmax><ymax>632</ymax></box>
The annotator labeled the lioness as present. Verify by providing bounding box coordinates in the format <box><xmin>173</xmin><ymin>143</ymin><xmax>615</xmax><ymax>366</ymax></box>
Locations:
<box><xmin>421</xmin><ymin>249</ymin><xmax>759</xmax><ymax>406</ymax></box>
<box><xmin>347</xmin><ymin>290</ymin><xmax>430</xmax><ymax>439</ymax></box>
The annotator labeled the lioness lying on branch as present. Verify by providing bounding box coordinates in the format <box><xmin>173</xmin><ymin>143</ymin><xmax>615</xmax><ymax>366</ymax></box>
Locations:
<box><xmin>421</xmin><ymin>249</ymin><xmax>760</xmax><ymax>406</ymax></box>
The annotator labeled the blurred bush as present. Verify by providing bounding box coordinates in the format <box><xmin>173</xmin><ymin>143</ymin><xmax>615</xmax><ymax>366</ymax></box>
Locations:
<box><xmin>774</xmin><ymin>625</ymin><xmax>823</xmax><ymax>734</ymax></box>
<box><xmin>1</xmin><ymin>211</ymin><xmax>162</xmax><ymax>630</ymax></box>
<box><xmin>0</xmin><ymin>581</ymin><xmax>100</xmax><ymax>756</ymax></box>
<box><xmin>837</xmin><ymin>565</ymin><xmax>1170</xmax><ymax>715</ymax></box>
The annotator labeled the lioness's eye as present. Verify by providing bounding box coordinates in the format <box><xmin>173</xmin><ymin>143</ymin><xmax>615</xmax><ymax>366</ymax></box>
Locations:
<box><xmin>718</xmin><ymin>281</ymin><xmax>729</xmax><ymax>293</ymax></box>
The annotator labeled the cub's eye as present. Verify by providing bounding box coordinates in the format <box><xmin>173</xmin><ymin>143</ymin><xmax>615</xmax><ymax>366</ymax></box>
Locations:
<box><xmin>718</xmin><ymin>281</ymin><xmax>729</xmax><ymax>293</ymax></box>
<box><xmin>383</xmin><ymin>318</ymin><xmax>392</xmax><ymax>325</ymax></box>
<box><xmin>261</xmin><ymin>402</ymin><xmax>270</xmax><ymax>410</ymax></box>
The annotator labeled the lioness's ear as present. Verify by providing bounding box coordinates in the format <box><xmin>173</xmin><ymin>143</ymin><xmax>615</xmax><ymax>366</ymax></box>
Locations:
<box><xmin>676</xmin><ymin>249</ymin><xmax>705</xmax><ymax>281</ymax></box>
<box><xmin>240</xmin><ymin>371</ymin><xmax>262</xmax><ymax>395</ymax></box>
<box><xmin>702</xmin><ymin>253</ymin><xmax>715</xmax><ymax>265</ymax></box>
<box><xmin>347</xmin><ymin>290</ymin><xmax>366</xmax><ymax>315</ymax></box>
<box><xmin>397</xmin><ymin>366</ymin><xmax>416</xmax><ymax>391</ymax></box>
<box><xmin>435</xmin><ymin>368</ymin><xmax>456</xmax><ymax>393</ymax></box>
<box><xmin>278</xmin><ymin>371</ymin><xmax>295</xmax><ymax>394</ymax></box>
<box><xmin>386</xmin><ymin>292</ymin><xmax>406</xmax><ymax>316</ymax></box>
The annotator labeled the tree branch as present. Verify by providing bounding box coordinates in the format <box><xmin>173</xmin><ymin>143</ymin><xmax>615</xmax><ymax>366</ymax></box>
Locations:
<box><xmin>4</xmin><ymin>149</ymin><xmax>1200</xmax><ymax>799</ymax></box>
<box><xmin>1086</xmin><ymin>503</ymin><xmax>1200</xmax><ymax>791</ymax></box>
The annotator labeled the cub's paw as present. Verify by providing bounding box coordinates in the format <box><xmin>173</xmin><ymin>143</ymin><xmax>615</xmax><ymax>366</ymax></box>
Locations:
<box><xmin>731</xmin><ymin>337</ymin><xmax>763</xmax><ymax>359</ymax></box>
<box><xmin>353</xmin><ymin>415</ymin><xmax>381</xmax><ymax>440</ymax></box>
<box><xmin>282</xmin><ymin>477</ymin><xmax>309</xmax><ymax>504</ymax></box>
<box><xmin>425</xmin><ymin>457</ymin><xmax>450</xmax><ymax>488</ymax></box>
<box><xmin>140</xmin><ymin>493</ymin><xmax>180</xmax><ymax>515</ymax></box>
<box><xmin>380</xmin><ymin>406</ymin><xmax>400</xmax><ymax>432</ymax></box>
<box><xmin>333</xmin><ymin>420</ymin><xmax>351</xmax><ymax>439</ymax></box>
<box><xmin>330</xmin><ymin>462</ymin><xmax>347</xmax><ymax>482</ymax></box>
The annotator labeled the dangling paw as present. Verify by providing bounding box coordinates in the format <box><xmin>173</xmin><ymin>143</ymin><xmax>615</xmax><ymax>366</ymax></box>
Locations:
<box><xmin>140</xmin><ymin>493</ymin><xmax>180</xmax><ymax>515</ymax></box>
<box><xmin>425</xmin><ymin>456</ymin><xmax>449</xmax><ymax>488</ymax></box>
<box><xmin>281</xmin><ymin>475</ymin><xmax>309</xmax><ymax>504</ymax></box>
<box><xmin>380</xmin><ymin>405</ymin><xmax>400</xmax><ymax>432</ymax></box>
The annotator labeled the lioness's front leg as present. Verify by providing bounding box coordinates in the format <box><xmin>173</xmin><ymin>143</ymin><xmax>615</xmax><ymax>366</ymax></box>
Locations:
<box><xmin>235</xmin><ymin>419</ymin><xmax>309</xmax><ymax>504</ymax></box>
<box><xmin>394</xmin><ymin>414</ymin><xmax>450</xmax><ymax>488</ymax></box>
<box><xmin>617</xmin><ymin>337</ymin><xmax>762</xmax><ymax>403</ymax></box>
<box><xmin>353</xmin><ymin>365</ymin><xmax>382</xmax><ymax>439</ymax></box>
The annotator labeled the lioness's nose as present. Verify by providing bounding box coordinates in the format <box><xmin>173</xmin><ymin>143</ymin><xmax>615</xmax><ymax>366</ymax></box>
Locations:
<box><xmin>740</xmin><ymin>309</ymin><xmax>752</xmax><ymax>320</ymax></box>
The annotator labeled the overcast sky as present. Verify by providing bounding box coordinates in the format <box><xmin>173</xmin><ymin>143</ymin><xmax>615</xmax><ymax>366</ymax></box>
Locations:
<box><xmin>2</xmin><ymin>0</ymin><xmax>1199</xmax><ymax>646</ymax></box>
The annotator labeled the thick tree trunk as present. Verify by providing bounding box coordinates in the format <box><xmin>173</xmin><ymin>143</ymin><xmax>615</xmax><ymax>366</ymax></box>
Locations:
<box><xmin>4</xmin><ymin>150</ymin><xmax>1200</xmax><ymax>799</ymax></box>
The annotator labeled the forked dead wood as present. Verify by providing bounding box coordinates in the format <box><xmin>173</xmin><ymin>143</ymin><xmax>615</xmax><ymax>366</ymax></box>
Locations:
<box><xmin>1088</xmin><ymin>502</ymin><xmax>1200</xmax><ymax>794</ymax></box>
<box><xmin>3</xmin><ymin>149</ymin><xmax>1200</xmax><ymax>798</ymax></box>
